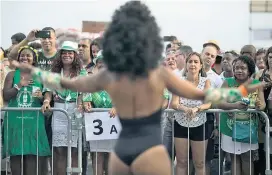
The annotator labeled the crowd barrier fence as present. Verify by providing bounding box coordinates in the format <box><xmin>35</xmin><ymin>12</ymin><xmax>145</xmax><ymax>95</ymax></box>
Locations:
<box><xmin>90</xmin><ymin>108</ymin><xmax>272</xmax><ymax>175</ymax></box>
<box><xmin>0</xmin><ymin>107</ymin><xmax>83</xmax><ymax>175</ymax></box>
<box><xmin>0</xmin><ymin>107</ymin><xmax>272</xmax><ymax>175</ymax></box>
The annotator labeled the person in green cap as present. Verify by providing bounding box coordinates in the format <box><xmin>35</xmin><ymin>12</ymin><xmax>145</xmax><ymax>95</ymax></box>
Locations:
<box><xmin>41</xmin><ymin>41</ymin><xmax>91</xmax><ymax>175</ymax></box>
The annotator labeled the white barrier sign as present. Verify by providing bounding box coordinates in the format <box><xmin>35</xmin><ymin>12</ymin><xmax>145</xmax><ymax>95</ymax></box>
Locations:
<box><xmin>85</xmin><ymin>112</ymin><xmax>122</xmax><ymax>141</ymax></box>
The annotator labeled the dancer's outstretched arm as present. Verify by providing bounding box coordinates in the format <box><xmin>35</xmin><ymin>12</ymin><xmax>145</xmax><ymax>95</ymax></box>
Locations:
<box><xmin>162</xmin><ymin>66</ymin><xmax>265</xmax><ymax>104</ymax></box>
<box><xmin>61</xmin><ymin>69</ymin><xmax>107</xmax><ymax>93</ymax></box>
<box><xmin>12</xmin><ymin>60</ymin><xmax>107</xmax><ymax>93</ymax></box>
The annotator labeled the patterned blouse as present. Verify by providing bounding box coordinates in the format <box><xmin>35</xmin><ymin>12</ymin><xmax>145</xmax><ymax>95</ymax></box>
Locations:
<box><xmin>175</xmin><ymin>76</ymin><xmax>207</xmax><ymax>127</ymax></box>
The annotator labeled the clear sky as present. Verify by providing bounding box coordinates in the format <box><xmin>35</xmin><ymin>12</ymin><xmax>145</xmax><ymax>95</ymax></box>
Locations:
<box><xmin>1</xmin><ymin>0</ymin><xmax>270</xmax><ymax>51</ymax></box>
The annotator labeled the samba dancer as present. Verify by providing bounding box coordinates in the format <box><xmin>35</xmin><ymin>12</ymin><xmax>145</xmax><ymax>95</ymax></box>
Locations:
<box><xmin>13</xmin><ymin>1</ymin><xmax>263</xmax><ymax>175</ymax></box>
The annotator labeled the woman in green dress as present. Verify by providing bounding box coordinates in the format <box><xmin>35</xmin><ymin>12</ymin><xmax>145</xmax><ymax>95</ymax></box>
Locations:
<box><xmin>217</xmin><ymin>55</ymin><xmax>266</xmax><ymax>175</ymax></box>
<box><xmin>2</xmin><ymin>46</ymin><xmax>51</xmax><ymax>175</ymax></box>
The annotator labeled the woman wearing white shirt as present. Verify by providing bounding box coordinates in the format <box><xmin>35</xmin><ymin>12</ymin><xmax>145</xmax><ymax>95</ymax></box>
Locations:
<box><xmin>171</xmin><ymin>52</ymin><xmax>212</xmax><ymax>175</ymax></box>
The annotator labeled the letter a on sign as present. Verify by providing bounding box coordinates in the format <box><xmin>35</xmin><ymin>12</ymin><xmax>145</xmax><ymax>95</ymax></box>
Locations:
<box><xmin>110</xmin><ymin>125</ymin><xmax>118</xmax><ymax>134</ymax></box>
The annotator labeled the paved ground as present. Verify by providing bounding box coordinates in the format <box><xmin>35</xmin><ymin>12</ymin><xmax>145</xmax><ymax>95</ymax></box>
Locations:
<box><xmin>1</xmin><ymin>157</ymin><xmax>232</xmax><ymax>175</ymax></box>
<box><xmin>85</xmin><ymin>157</ymin><xmax>231</xmax><ymax>175</ymax></box>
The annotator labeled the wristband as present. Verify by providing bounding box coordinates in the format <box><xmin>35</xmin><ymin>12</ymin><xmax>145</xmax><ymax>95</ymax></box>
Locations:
<box><xmin>205</xmin><ymin>88</ymin><xmax>243</xmax><ymax>104</ymax></box>
<box><xmin>32</xmin><ymin>68</ymin><xmax>63</xmax><ymax>91</ymax></box>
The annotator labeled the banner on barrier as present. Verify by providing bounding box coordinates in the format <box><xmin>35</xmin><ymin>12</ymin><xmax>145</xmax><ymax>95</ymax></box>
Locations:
<box><xmin>85</xmin><ymin>112</ymin><xmax>122</xmax><ymax>141</ymax></box>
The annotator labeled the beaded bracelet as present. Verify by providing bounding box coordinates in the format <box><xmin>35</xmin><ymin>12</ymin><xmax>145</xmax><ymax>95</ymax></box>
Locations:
<box><xmin>32</xmin><ymin>68</ymin><xmax>63</xmax><ymax>91</ymax></box>
<box><xmin>205</xmin><ymin>87</ymin><xmax>245</xmax><ymax>105</ymax></box>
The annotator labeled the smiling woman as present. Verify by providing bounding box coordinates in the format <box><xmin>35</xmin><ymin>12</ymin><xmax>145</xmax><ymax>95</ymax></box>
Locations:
<box><xmin>50</xmin><ymin>42</ymin><xmax>81</xmax><ymax>75</ymax></box>
<box><xmin>2</xmin><ymin>46</ymin><xmax>50</xmax><ymax>175</ymax></box>
<box><xmin>42</xmin><ymin>41</ymin><xmax>91</xmax><ymax>175</ymax></box>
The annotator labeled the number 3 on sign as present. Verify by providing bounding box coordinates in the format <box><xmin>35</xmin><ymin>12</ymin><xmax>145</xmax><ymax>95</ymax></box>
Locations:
<box><xmin>85</xmin><ymin>112</ymin><xmax>122</xmax><ymax>141</ymax></box>
<box><xmin>93</xmin><ymin>119</ymin><xmax>103</xmax><ymax>135</ymax></box>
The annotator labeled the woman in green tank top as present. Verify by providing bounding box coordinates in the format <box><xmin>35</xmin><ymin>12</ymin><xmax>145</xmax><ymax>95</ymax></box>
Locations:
<box><xmin>217</xmin><ymin>55</ymin><xmax>265</xmax><ymax>175</ymax></box>
<box><xmin>2</xmin><ymin>46</ymin><xmax>51</xmax><ymax>175</ymax></box>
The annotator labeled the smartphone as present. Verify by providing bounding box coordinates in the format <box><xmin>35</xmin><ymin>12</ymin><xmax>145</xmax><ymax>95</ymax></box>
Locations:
<box><xmin>35</xmin><ymin>30</ymin><xmax>51</xmax><ymax>38</ymax></box>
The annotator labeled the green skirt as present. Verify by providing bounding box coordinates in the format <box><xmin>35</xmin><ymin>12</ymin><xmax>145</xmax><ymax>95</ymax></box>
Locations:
<box><xmin>2</xmin><ymin>111</ymin><xmax>51</xmax><ymax>158</ymax></box>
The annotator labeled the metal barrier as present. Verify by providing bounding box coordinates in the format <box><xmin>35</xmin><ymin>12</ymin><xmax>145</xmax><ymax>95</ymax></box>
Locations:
<box><xmin>0</xmin><ymin>107</ymin><xmax>271</xmax><ymax>175</ymax></box>
<box><xmin>169</xmin><ymin>109</ymin><xmax>271</xmax><ymax>175</ymax></box>
<box><xmin>0</xmin><ymin>107</ymin><xmax>83</xmax><ymax>175</ymax></box>
<box><xmin>90</xmin><ymin>108</ymin><xmax>272</xmax><ymax>175</ymax></box>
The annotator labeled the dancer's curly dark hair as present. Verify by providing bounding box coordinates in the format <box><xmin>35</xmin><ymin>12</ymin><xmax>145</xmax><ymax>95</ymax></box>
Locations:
<box><xmin>233</xmin><ymin>55</ymin><xmax>256</xmax><ymax>77</ymax></box>
<box><xmin>102</xmin><ymin>1</ymin><xmax>163</xmax><ymax>78</ymax></box>
<box><xmin>51</xmin><ymin>50</ymin><xmax>82</xmax><ymax>77</ymax></box>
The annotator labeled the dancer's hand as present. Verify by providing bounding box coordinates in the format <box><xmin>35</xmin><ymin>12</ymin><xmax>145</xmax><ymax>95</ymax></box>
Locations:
<box><xmin>11</xmin><ymin>60</ymin><xmax>34</xmax><ymax>74</ymax></box>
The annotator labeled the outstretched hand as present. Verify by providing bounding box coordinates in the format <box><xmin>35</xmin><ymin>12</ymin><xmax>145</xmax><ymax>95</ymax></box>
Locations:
<box><xmin>11</xmin><ymin>60</ymin><xmax>34</xmax><ymax>74</ymax></box>
<box><xmin>205</xmin><ymin>78</ymin><xmax>265</xmax><ymax>105</ymax></box>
